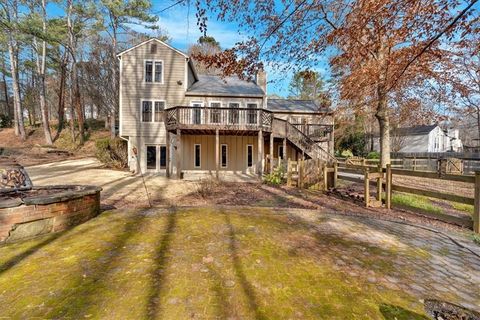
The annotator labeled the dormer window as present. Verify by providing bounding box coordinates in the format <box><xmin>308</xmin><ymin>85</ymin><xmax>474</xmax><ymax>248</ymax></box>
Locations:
<box><xmin>145</xmin><ymin>60</ymin><xmax>163</xmax><ymax>83</ymax></box>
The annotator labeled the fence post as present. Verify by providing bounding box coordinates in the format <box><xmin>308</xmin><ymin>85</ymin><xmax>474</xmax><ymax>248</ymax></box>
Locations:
<box><xmin>287</xmin><ymin>158</ymin><xmax>292</xmax><ymax>187</ymax></box>
<box><xmin>377</xmin><ymin>164</ymin><xmax>383</xmax><ymax>202</ymax></box>
<box><xmin>333</xmin><ymin>162</ymin><xmax>338</xmax><ymax>189</ymax></box>
<box><xmin>474</xmin><ymin>171</ymin><xmax>480</xmax><ymax>234</ymax></box>
<box><xmin>386</xmin><ymin>164</ymin><xmax>392</xmax><ymax>210</ymax></box>
<box><xmin>364</xmin><ymin>168</ymin><xmax>370</xmax><ymax>207</ymax></box>
<box><xmin>413</xmin><ymin>156</ymin><xmax>416</xmax><ymax>171</ymax></box>
<box><xmin>299</xmin><ymin>159</ymin><xmax>304</xmax><ymax>188</ymax></box>
<box><xmin>322</xmin><ymin>162</ymin><xmax>328</xmax><ymax>191</ymax></box>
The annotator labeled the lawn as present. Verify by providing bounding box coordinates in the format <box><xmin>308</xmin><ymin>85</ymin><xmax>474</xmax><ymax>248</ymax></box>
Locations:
<box><xmin>0</xmin><ymin>207</ymin><xmax>430</xmax><ymax>319</ymax></box>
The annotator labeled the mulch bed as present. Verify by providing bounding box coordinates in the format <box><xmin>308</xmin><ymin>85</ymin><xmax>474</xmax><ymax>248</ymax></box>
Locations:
<box><xmin>173</xmin><ymin>181</ymin><xmax>471</xmax><ymax>234</ymax></box>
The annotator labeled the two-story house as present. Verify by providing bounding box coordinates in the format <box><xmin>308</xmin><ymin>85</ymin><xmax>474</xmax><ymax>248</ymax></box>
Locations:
<box><xmin>117</xmin><ymin>38</ymin><xmax>334</xmax><ymax>179</ymax></box>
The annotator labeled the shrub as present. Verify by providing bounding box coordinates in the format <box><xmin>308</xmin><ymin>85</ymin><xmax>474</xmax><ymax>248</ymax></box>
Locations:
<box><xmin>95</xmin><ymin>137</ymin><xmax>128</xmax><ymax>168</ymax></box>
<box><xmin>366</xmin><ymin>151</ymin><xmax>380</xmax><ymax>159</ymax></box>
<box><xmin>196</xmin><ymin>178</ymin><xmax>220</xmax><ymax>198</ymax></box>
<box><xmin>263</xmin><ymin>165</ymin><xmax>285</xmax><ymax>185</ymax></box>
<box><xmin>340</xmin><ymin>149</ymin><xmax>353</xmax><ymax>158</ymax></box>
<box><xmin>0</xmin><ymin>114</ymin><xmax>13</xmax><ymax>128</ymax></box>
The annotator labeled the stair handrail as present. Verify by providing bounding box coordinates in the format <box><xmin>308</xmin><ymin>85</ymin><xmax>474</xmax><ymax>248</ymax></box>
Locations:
<box><xmin>286</xmin><ymin>121</ymin><xmax>337</xmax><ymax>163</ymax></box>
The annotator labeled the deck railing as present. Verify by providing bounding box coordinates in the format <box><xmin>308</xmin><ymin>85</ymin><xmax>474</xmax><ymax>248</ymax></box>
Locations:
<box><xmin>166</xmin><ymin>106</ymin><xmax>273</xmax><ymax>131</ymax></box>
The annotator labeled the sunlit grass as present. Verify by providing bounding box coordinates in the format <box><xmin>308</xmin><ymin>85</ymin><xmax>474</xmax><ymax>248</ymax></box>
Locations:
<box><xmin>391</xmin><ymin>192</ymin><xmax>442</xmax><ymax>214</ymax></box>
<box><xmin>452</xmin><ymin>202</ymin><xmax>474</xmax><ymax>215</ymax></box>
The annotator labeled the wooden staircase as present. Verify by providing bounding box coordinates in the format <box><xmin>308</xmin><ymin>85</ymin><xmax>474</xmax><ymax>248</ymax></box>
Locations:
<box><xmin>272</xmin><ymin>118</ymin><xmax>335</xmax><ymax>163</ymax></box>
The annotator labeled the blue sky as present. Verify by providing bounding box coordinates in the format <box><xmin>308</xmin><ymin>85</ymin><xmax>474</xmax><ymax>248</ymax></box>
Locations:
<box><xmin>141</xmin><ymin>1</ymin><xmax>331</xmax><ymax>97</ymax></box>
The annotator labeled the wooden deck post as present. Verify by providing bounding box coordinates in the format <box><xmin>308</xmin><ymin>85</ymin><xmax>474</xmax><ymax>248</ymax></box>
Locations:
<box><xmin>269</xmin><ymin>134</ymin><xmax>274</xmax><ymax>173</ymax></box>
<box><xmin>386</xmin><ymin>164</ymin><xmax>392</xmax><ymax>210</ymax></box>
<box><xmin>323</xmin><ymin>162</ymin><xmax>328</xmax><ymax>191</ymax></box>
<box><xmin>282</xmin><ymin>138</ymin><xmax>287</xmax><ymax>160</ymax></box>
<box><xmin>287</xmin><ymin>158</ymin><xmax>292</xmax><ymax>187</ymax></box>
<box><xmin>215</xmin><ymin>129</ymin><xmax>219</xmax><ymax>179</ymax></box>
<box><xmin>176</xmin><ymin>129</ymin><xmax>182</xmax><ymax>179</ymax></box>
<box><xmin>474</xmin><ymin>171</ymin><xmax>480</xmax><ymax>234</ymax></box>
<box><xmin>165</xmin><ymin>130</ymin><xmax>170</xmax><ymax>178</ymax></box>
<box><xmin>333</xmin><ymin>162</ymin><xmax>338</xmax><ymax>188</ymax></box>
<box><xmin>377</xmin><ymin>164</ymin><xmax>383</xmax><ymax>202</ymax></box>
<box><xmin>258</xmin><ymin>130</ymin><xmax>264</xmax><ymax>177</ymax></box>
<box><xmin>364</xmin><ymin>168</ymin><xmax>370</xmax><ymax>207</ymax></box>
<box><xmin>299</xmin><ymin>159</ymin><xmax>304</xmax><ymax>188</ymax></box>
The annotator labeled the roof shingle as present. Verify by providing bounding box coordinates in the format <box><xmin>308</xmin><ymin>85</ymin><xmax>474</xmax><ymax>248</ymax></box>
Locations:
<box><xmin>266</xmin><ymin>99</ymin><xmax>328</xmax><ymax>113</ymax></box>
<box><xmin>186</xmin><ymin>75</ymin><xmax>264</xmax><ymax>97</ymax></box>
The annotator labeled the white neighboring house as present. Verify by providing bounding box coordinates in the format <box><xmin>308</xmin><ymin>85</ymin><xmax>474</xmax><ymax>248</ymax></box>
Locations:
<box><xmin>373</xmin><ymin>125</ymin><xmax>463</xmax><ymax>153</ymax></box>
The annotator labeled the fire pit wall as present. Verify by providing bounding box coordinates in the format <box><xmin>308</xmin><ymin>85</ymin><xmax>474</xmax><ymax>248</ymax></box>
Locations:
<box><xmin>0</xmin><ymin>185</ymin><xmax>101</xmax><ymax>243</ymax></box>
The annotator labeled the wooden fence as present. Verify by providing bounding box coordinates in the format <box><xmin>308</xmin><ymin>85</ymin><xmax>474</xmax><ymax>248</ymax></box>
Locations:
<box><xmin>268</xmin><ymin>158</ymin><xmax>337</xmax><ymax>190</ymax></box>
<box><xmin>338</xmin><ymin>156</ymin><xmax>480</xmax><ymax>174</ymax></box>
<box><xmin>338</xmin><ymin>163</ymin><xmax>480</xmax><ymax>233</ymax></box>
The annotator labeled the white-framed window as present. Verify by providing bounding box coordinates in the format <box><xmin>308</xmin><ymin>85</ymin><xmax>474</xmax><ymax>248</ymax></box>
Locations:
<box><xmin>144</xmin><ymin>60</ymin><xmax>163</xmax><ymax>83</ymax></box>
<box><xmin>209</xmin><ymin>101</ymin><xmax>222</xmax><ymax>124</ymax></box>
<box><xmin>246</xmin><ymin>144</ymin><xmax>253</xmax><ymax>168</ymax></box>
<box><xmin>221</xmin><ymin>144</ymin><xmax>228</xmax><ymax>168</ymax></box>
<box><xmin>142</xmin><ymin>101</ymin><xmax>153</xmax><ymax>122</ymax></box>
<box><xmin>141</xmin><ymin>100</ymin><xmax>165</xmax><ymax>122</ymax></box>
<box><xmin>194</xmin><ymin>144</ymin><xmax>201</xmax><ymax>168</ymax></box>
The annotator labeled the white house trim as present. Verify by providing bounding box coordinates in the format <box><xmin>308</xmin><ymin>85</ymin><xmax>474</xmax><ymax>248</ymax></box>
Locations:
<box><xmin>116</xmin><ymin>38</ymin><xmax>189</xmax><ymax>59</ymax></box>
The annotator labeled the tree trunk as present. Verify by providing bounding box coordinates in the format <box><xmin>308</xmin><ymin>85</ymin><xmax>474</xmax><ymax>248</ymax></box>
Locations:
<box><xmin>110</xmin><ymin>108</ymin><xmax>115</xmax><ymax>139</ymax></box>
<box><xmin>476</xmin><ymin>107</ymin><xmax>480</xmax><ymax>146</ymax></box>
<box><xmin>54</xmin><ymin>58</ymin><xmax>67</xmax><ymax>141</ymax></box>
<box><xmin>1</xmin><ymin>61</ymin><xmax>12</xmax><ymax>119</ymax></box>
<box><xmin>375</xmin><ymin>87</ymin><xmax>391</xmax><ymax>167</ymax></box>
<box><xmin>36</xmin><ymin>0</ymin><xmax>53</xmax><ymax>145</ymax></box>
<box><xmin>7</xmin><ymin>37</ymin><xmax>25</xmax><ymax>140</ymax></box>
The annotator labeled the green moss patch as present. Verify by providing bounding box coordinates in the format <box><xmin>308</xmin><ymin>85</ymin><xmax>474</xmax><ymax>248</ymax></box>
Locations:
<box><xmin>0</xmin><ymin>207</ymin><xmax>430</xmax><ymax>319</ymax></box>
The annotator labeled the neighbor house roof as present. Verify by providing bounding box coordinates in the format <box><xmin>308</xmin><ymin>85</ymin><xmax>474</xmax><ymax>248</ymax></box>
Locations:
<box><xmin>372</xmin><ymin>125</ymin><xmax>439</xmax><ymax>138</ymax></box>
<box><xmin>266</xmin><ymin>99</ymin><xmax>330</xmax><ymax>113</ymax></box>
<box><xmin>185</xmin><ymin>75</ymin><xmax>265</xmax><ymax>97</ymax></box>
<box><xmin>394</xmin><ymin>125</ymin><xmax>438</xmax><ymax>136</ymax></box>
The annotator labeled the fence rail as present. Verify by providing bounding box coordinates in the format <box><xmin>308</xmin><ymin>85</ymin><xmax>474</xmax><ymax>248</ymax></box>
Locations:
<box><xmin>337</xmin><ymin>163</ymin><xmax>480</xmax><ymax>233</ymax></box>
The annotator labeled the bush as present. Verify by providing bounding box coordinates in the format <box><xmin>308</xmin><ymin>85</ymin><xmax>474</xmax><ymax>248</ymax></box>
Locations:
<box><xmin>339</xmin><ymin>149</ymin><xmax>353</xmax><ymax>158</ymax></box>
<box><xmin>337</xmin><ymin>132</ymin><xmax>366</xmax><ymax>156</ymax></box>
<box><xmin>0</xmin><ymin>114</ymin><xmax>13</xmax><ymax>128</ymax></box>
<box><xmin>95</xmin><ymin>137</ymin><xmax>128</xmax><ymax>168</ymax></box>
<box><xmin>263</xmin><ymin>165</ymin><xmax>285</xmax><ymax>185</ymax></box>
<box><xmin>196</xmin><ymin>178</ymin><xmax>220</xmax><ymax>198</ymax></box>
<box><xmin>366</xmin><ymin>151</ymin><xmax>380</xmax><ymax>159</ymax></box>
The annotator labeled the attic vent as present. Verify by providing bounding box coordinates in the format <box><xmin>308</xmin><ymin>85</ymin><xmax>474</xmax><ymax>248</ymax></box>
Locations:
<box><xmin>150</xmin><ymin>43</ymin><xmax>157</xmax><ymax>54</ymax></box>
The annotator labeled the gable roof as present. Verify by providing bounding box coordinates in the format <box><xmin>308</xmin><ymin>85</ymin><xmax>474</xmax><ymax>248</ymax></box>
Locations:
<box><xmin>394</xmin><ymin>125</ymin><xmax>438</xmax><ymax>136</ymax></box>
<box><xmin>116</xmin><ymin>38</ymin><xmax>189</xmax><ymax>58</ymax></box>
<box><xmin>266</xmin><ymin>99</ymin><xmax>330</xmax><ymax>113</ymax></box>
<box><xmin>186</xmin><ymin>75</ymin><xmax>265</xmax><ymax>97</ymax></box>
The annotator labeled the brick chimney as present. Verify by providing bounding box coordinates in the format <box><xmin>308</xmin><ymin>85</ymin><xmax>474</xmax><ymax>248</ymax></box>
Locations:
<box><xmin>255</xmin><ymin>69</ymin><xmax>267</xmax><ymax>94</ymax></box>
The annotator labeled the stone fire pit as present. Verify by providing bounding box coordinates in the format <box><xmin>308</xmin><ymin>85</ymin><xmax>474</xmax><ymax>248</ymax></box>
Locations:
<box><xmin>0</xmin><ymin>159</ymin><xmax>101</xmax><ymax>243</ymax></box>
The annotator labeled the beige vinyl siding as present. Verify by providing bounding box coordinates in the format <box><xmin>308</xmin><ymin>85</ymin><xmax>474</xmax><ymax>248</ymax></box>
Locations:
<box><xmin>120</xmin><ymin>41</ymin><xmax>188</xmax><ymax>137</ymax></box>
<box><xmin>181</xmin><ymin>135</ymin><xmax>258</xmax><ymax>172</ymax></box>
